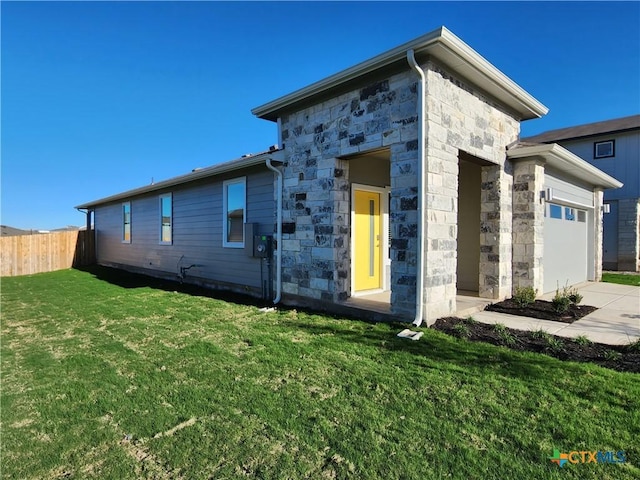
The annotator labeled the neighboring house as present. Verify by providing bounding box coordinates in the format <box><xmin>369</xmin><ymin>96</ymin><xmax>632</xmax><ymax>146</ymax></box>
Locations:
<box><xmin>76</xmin><ymin>27</ymin><xmax>621</xmax><ymax>326</ymax></box>
<box><xmin>524</xmin><ymin>115</ymin><xmax>640</xmax><ymax>272</ymax></box>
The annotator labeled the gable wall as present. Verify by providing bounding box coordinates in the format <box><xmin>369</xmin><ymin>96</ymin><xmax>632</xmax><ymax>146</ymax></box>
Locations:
<box><xmin>419</xmin><ymin>61</ymin><xmax>520</xmax><ymax>321</ymax></box>
<box><xmin>278</xmin><ymin>69</ymin><xmax>420</xmax><ymax>307</ymax></box>
<box><xmin>558</xmin><ymin>130</ymin><xmax>640</xmax><ymax>200</ymax></box>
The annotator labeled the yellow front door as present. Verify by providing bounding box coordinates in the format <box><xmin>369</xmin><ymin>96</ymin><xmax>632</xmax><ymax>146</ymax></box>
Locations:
<box><xmin>354</xmin><ymin>189</ymin><xmax>382</xmax><ymax>291</ymax></box>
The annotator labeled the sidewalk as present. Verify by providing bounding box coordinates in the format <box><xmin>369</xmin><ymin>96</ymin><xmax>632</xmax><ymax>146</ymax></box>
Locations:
<box><xmin>469</xmin><ymin>282</ymin><xmax>640</xmax><ymax>345</ymax></box>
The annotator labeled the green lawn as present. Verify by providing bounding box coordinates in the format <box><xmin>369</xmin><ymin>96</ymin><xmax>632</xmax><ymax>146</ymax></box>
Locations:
<box><xmin>602</xmin><ymin>272</ymin><xmax>640</xmax><ymax>286</ymax></box>
<box><xmin>2</xmin><ymin>268</ymin><xmax>639</xmax><ymax>479</ymax></box>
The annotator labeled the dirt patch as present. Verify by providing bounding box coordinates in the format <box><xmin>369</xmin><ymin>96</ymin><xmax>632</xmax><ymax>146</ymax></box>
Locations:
<box><xmin>153</xmin><ymin>418</ymin><xmax>197</xmax><ymax>439</ymax></box>
<box><xmin>485</xmin><ymin>299</ymin><xmax>597</xmax><ymax>323</ymax></box>
<box><xmin>432</xmin><ymin>317</ymin><xmax>639</xmax><ymax>373</ymax></box>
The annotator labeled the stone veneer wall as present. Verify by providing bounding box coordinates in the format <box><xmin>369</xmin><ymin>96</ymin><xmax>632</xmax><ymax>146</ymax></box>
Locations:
<box><xmin>277</xmin><ymin>59</ymin><xmax>521</xmax><ymax>321</ymax></box>
<box><xmin>511</xmin><ymin>159</ymin><xmax>545</xmax><ymax>293</ymax></box>
<box><xmin>422</xmin><ymin>61</ymin><xmax>520</xmax><ymax>321</ymax></box>
<box><xmin>617</xmin><ymin>198</ymin><xmax>640</xmax><ymax>272</ymax></box>
<box><xmin>278</xmin><ymin>70</ymin><xmax>420</xmax><ymax>310</ymax></box>
<box><xmin>594</xmin><ymin>189</ymin><xmax>605</xmax><ymax>280</ymax></box>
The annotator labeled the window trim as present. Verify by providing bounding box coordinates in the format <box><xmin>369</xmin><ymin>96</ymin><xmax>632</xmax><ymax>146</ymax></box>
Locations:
<box><xmin>594</xmin><ymin>139</ymin><xmax>615</xmax><ymax>159</ymax></box>
<box><xmin>159</xmin><ymin>193</ymin><xmax>173</xmax><ymax>245</ymax></box>
<box><xmin>222</xmin><ymin>177</ymin><xmax>246</xmax><ymax>248</ymax></box>
<box><xmin>122</xmin><ymin>201</ymin><xmax>131</xmax><ymax>244</ymax></box>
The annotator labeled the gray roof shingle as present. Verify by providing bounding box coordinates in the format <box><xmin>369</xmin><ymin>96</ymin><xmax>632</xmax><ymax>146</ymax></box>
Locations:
<box><xmin>523</xmin><ymin>114</ymin><xmax>640</xmax><ymax>143</ymax></box>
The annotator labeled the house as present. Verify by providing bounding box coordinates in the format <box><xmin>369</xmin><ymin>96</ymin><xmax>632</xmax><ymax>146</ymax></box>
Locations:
<box><xmin>76</xmin><ymin>27</ymin><xmax>621</xmax><ymax>326</ymax></box>
<box><xmin>524</xmin><ymin>115</ymin><xmax>640</xmax><ymax>272</ymax></box>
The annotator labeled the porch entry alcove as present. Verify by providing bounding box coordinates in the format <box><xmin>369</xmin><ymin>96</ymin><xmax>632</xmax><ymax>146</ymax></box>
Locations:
<box><xmin>346</xmin><ymin>149</ymin><xmax>391</xmax><ymax>299</ymax></box>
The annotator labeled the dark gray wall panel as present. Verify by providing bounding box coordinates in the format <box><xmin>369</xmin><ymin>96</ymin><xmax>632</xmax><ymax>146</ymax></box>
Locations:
<box><xmin>95</xmin><ymin>166</ymin><xmax>275</xmax><ymax>288</ymax></box>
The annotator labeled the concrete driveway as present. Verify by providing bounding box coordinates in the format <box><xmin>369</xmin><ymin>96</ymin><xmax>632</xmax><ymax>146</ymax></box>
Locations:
<box><xmin>469</xmin><ymin>282</ymin><xmax>640</xmax><ymax>345</ymax></box>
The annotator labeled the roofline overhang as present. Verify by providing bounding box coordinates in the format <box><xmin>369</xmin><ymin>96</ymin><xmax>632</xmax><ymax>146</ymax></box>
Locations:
<box><xmin>252</xmin><ymin>26</ymin><xmax>548</xmax><ymax>122</ymax></box>
<box><xmin>75</xmin><ymin>150</ymin><xmax>285</xmax><ymax>209</ymax></box>
<box><xmin>507</xmin><ymin>143</ymin><xmax>623</xmax><ymax>190</ymax></box>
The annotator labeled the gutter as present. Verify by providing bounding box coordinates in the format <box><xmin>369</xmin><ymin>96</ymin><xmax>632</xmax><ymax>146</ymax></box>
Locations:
<box><xmin>507</xmin><ymin>143</ymin><xmax>623</xmax><ymax>189</ymax></box>
<box><xmin>407</xmin><ymin>49</ymin><xmax>426</xmax><ymax>327</ymax></box>
<box><xmin>265</xmin><ymin>155</ymin><xmax>283</xmax><ymax>304</ymax></box>
<box><xmin>75</xmin><ymin>152</ymin><xmax>276</xmax><ymax>210</ymax></box>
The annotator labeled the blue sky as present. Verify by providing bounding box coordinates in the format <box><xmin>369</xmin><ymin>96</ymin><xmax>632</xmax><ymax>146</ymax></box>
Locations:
<box><xmin>2</xmin><ymin>1</ymin><xmax>639</xmax><ymax>230</ymax></box>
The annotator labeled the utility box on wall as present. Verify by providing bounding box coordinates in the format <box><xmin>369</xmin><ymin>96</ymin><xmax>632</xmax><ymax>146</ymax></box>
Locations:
<box><xmin>253</xmin><ymin>235</ymin><xmax>273</xmax><ymax>258</ymax></box>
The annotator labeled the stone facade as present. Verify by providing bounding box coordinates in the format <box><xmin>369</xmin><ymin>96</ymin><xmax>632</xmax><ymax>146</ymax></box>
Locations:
<box><xmin>594</xmin><ymin>189</ymin><xmax>605</xmax><ymax>281</ymax></box>
<box><xmin>277</xmin><ymin>58</ymin><xmax>521</xmax><ymax>323</ymax></box>
<box><xmin>511</xmin><ymin>160</ymin><xmax>545</xmax><ymax>293</ymax></box>
<box><xmin>617</xmin><ymin>198</ymin><xmax>640</xmax><ymax>272</ymax></box>
<box><xmin>423</xmin><ymin>62</ymin><xmax>519</xmax><ymax>317</ymax></box>
<box><xmin>278</xmin><ymin>70</ymin><xmax>420</xmax><ymax>307</ymax></box>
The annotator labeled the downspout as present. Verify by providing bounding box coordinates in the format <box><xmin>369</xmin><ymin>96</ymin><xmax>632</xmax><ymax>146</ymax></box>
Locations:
<box><xmin>407</xmin><ymin>49</ymin><xmax>426</xmax><ymax>327</ymax></box>
<box><xmin>265</xmin><ymin>156</ymin><xmax>283</xmax><ymax>304</ymax></box>
<box><xmin>75</xmin><ymin>207</ymin><xmax>94</xmax><ymax>265</ymax></box>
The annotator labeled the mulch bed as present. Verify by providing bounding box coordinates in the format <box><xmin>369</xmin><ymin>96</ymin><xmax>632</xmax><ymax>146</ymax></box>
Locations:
<box><xmin>433</xmin><ymin>317</ymin><xmax>640</xmax><ymax>373</ymax></box>
<box><xmin>484</xmin><ymin>299</ymin><xmax>597</xmax><ymax>323</ymax></box>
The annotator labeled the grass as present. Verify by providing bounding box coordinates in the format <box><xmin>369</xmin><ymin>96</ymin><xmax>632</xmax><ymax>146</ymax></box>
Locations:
<box><xmin>2</xmin><ymin>267</ymin><xmax>639</xmax><ymax>479</ymax></box>
<box><xmin>575</xmin><ymin>335</ymin><xmax>593</xmax><ymax>346</ymax></box>
<box><xmin>602</xmin><ymin>273</ymin><xmax>640</xmax><ymax>286</ymax></box>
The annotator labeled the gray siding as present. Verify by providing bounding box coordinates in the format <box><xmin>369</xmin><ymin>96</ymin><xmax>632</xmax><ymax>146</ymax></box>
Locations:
<box><xmin>559</xmin><ymin>130</ymin><xmax>640</xmax><ymax>200</ymax></box>
<box><xmin>95</xmin><ymin>166</ymin><xmax>275</xmax><ymax>289</ymax></box>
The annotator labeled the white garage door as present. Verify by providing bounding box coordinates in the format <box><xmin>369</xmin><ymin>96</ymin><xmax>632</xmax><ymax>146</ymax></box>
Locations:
<box><xmin>543</xmin><ymin>202</ymin><xmax>589</xmax><ymax>293</ymax></box>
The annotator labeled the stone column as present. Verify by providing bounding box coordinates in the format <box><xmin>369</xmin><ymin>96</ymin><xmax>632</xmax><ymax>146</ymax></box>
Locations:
<box><xmin>511</xmin><ymin>159</ymin><xmax>545</xmax><ymax>293</ymax></box>
<box><xmin>479</xmin><ymin>163</ymin><xmax>513</xmax><ymax>299</ymax></box>
<box><xmin>593</xmin><ymin>189</ymin><xmax>604</xmax><ymax>280</ymax></box>
<box><xmin>618</xmin><ymin>198</ymin><xmax>640</xmax><ymax>272</ymax></box>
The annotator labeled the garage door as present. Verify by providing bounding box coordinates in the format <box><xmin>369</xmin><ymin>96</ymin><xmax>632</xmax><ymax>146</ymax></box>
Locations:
<box><xmin>543</xmin><ymin>202</ymin><xmax>588</xmax><ymax>293</ymax></box>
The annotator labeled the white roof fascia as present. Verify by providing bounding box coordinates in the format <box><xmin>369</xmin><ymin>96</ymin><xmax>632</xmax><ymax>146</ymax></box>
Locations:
<box><xmin>76</xmin><ymin>150</ymin><xmax>284</xmax><ymax>209</ymax></box>
<box><xmin>252</xmin><ymin>26</ymin><xmax>548</xmax><ymax>121</ymax></box>
<box><xmin>507</xmin><ymin>143</ymin><xmax>623</xmax><ymax>189</ymax></box>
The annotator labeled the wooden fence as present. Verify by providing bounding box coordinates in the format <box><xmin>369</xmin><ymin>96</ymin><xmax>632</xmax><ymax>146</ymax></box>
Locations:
<box><xmin>0</xmin><ymin>230</ymin><xmax>95</xmax><ymax>277</ymax></box>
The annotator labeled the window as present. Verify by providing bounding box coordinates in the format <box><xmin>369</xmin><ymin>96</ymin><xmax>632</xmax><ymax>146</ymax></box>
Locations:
<box><xmin>223</xmin><ymin>177</ymin><xmax>246</xmax><ymax>247</ymax></box>
<box><xmin>122</xmin><ymin>202</ymin><xmax>131</xmax><ymax>243</ymax></box>
<box><xmin>159</xmin><ymin>194</ymin><xmax>172</xmax><ymax>244</ymax></box>
<box><xmin>594</xmin><ymin>140</ymin><xmax>614</xmax><ymax>159</ymax></box>
<box><xmin>577</xmin><ymin>210</ymin><xmax>586</xmax><ymax>223</ymax></box>
<box><xmin>549</xmin><ymin>204</ymin><xmax>562</xmax><ymax>219</ymax></box>
<box><xmin>565</xmin><ymin>207</ymin><xmax>575</xmax><ymax>221</ymax></box>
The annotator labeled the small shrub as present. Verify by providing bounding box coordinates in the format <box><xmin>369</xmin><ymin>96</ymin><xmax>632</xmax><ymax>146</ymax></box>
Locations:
<box><xmin>453</xmin><ymin>323</ymin><xmax>471</xmax><ymax>338</ymax></box>
<box><xmin>552</xmin><ymin>295</ymin><xmax>570</xmax><ymax>314</ymax></box>
<box><xmin>627</xmin><ymin>339</ymin><xmax>640</xmax><ymax>353</ymax></box>
<box><xmin>567</xmin><ymin>287</ymin><xmax>583</xmax><ymax>305</ymax></box>
<box><xmin>574</xmin><ymin>335</ymin><xmax>592</xmax><ymax>346</ymax></box>
<box><xmin>532</xmin><ymin>329</ymin><xmax>551</xmax><ymax>341</ymax></box>
<box><xmin>464</xmin><ymin>316</ymin><xmax>477</xmax><ymax>325</ymax></box>
<box><xmin>498</xmin><ymin>331</ymin><xmax>517</xmax><ymax>346</ymax></box>
<box><xmin>552</xmin><ymin>284</ymin><xmax>571</xmax><ymax>314</ymax></box>
<box><xmin>493</xmin><ymin>323</ymin><xmax>516</xmax><ymax>346</ymax></box>
<box><xmin>604</xmin><ymin>350</ymin><xmax>622</xmax><ymax>361</ymax></box>
<box><xmin>493</xmin><ymin>323</ymin><xmax>508</xmax><ymax>334</ymax></box>
<box><xmin>513</xmin><ymin>286</ymin><xmax>537</xmax><ymax>308</ymax></box>
<box><xmin>545</xmin><ymin>336</ymin><xmax>564</xmax><ymax>353</ymax></box>
<box><xmin>552</xmin><ymin>282</ymin><xmax>583</xmax><ymax>312</ymax></box>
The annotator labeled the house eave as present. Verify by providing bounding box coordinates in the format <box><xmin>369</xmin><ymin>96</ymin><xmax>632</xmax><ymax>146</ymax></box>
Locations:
<box><xmin>507</xmin><ymin>143</ymin><xmax>623</xmax><ymax>190</ymax></box>
<box><xmin>252</xmin><ymin>26</ymin><xmax>548</xmax><ymax>122</ymax></box>
<box><xmin>75</xmin><ymin>150</ymin><xmax>284</xmax><ymax>210</ymax></box>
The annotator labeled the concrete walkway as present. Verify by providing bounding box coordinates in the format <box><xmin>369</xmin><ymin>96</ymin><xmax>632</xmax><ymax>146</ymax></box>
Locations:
<box><xmin>469</xmin><ymin>282</ymin><xmax>640</xmax><ymax>345</ymax></box>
